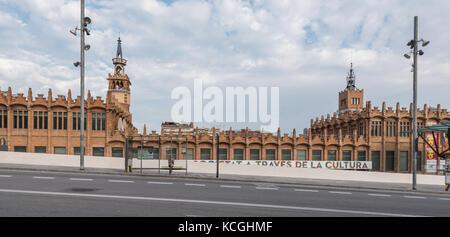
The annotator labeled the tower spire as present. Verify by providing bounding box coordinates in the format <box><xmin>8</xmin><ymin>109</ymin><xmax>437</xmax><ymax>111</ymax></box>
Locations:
<box><xmin>108</xmin><ymin>37</ymin><xmax>131</xmax><ymax>111</ymax></box>
<box><xmin>116</xmin><ymin>36</ymin><xmax>123</xmax><ymax>58</ymax></box>
<box><xmin>346</xmin><ymin>63</ymin><xmax>356</xmax><ymax>90</ymax></box>
<box><xmin>339</xmin><ymin>62</ymin><xmax>363</xmax><ymax>113</ymax></box>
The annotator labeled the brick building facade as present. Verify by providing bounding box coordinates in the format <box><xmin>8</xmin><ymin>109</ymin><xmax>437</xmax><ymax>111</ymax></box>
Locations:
<box><xmin>1</xmin><ymin>39</ymin><xmax>448</xmax><ymax>173</ymax></box>
<box><xmin>0</xmin><ymin>38</ymin><xmax>137</xmax><ymax>157</ymax></box>
<box><xmin>127</xmin><ymin>64</ymin><xmax>449</xmax><ymax>173</ymax></box>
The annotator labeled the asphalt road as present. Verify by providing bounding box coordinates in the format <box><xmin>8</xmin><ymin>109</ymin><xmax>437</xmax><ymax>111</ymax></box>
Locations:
<box><xmin>0</xmin><ymin>169</ymin><xmax>449</xmax><ymax>217</ymax></box>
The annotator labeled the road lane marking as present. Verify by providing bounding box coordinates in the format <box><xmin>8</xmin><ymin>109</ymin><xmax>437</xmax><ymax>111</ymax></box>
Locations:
<box><xmin>329</xmin><ymin>191</ymin><xmax>352</xmax><ymax>195</ymax></box>
<box><xmin>0</xmin><ymin>175</ymin><xmax>12</xmax><ymax>178</ymax></box>
<box><xmin>70</xmin><ymin>178</ymin><xmax>93</xmax><ymax>181</ymax></box>
<box><xmin>108</xmin><ymin>180</ymin><xmax>134</xmax><ymax>183</ymax></box>
<box><xmin>147</xmin><ymin>181</ymin><xmax>174</xmax><ymax>185</ymax></box>
<box><xmin>0</xmin><ymin>188</ymin><xmax>427</xmax><ymax>217</ymax></box>
<box><xmin>294</xmin><ymin>189</ymin><xmax>319</xmax><ymax>193</ymax></box>
<box><xmin>220</xmin><ymin>185</ymin><xmax>241</xmax><ymax>189</ymax></box>
<box><xmin>256</xmin><ymin>187</ymin><xmax>279</xmax><ymax>190</ymax></box>
<box><xmin>404</xmin><ymin>196</ymin><xmax>427</xmax><ymax>199</ymax></box>
<box><xmin>33</xmin><ymin>176</ymin><xmax>55</xmax><ymax>180</ymax></box>
<box><xmin>438</xmin><ymin>198</ymin><xmax>450</xmax><ymax>201</ymax></box>
<box><xmin>185</xmin><ymin>183</ymin><xmax>206</xmax><ymax>187</ymax></box>
<box><xmin>368</xmin><ymin>193</ymin><xmax>391</xmax><ymax>197</ymax></box>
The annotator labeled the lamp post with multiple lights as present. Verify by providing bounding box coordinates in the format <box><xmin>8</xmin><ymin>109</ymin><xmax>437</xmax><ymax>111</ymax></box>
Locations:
<box><xmin>404</xmin><ymin>16</ymin><xmax>430</xmax><ymax>190</ymax></box>
<box><xmin>71</xmin><ymin>0</ymin><xmax>92</xmax><ymax>170</ymax></box>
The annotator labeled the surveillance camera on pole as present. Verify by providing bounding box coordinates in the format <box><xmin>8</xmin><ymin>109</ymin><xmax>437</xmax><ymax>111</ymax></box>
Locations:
<box><xmin>84</xmin><ymin>17</ymin><xmax>91</xmax><ymax>26</ymax></box>
<box><xmin>70</xmin><ymin>27</ymin><xmax>78</xmax><ymax>36</ymax></box>
<box><xmin>420</xmin><ymin>39</ymin><xmax>430</xmax><ymax>47</ymax></box>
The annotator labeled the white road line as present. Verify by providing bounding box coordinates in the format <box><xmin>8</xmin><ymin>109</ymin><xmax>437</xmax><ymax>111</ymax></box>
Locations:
<box><xmin>0</xmin><ymin>175</ymin><xmax>12</xmax><ymax>178</ymax></box>
<box><xmin>108</xmin><ymin>180</ymin><xmax>134</xmax><ymax>183</ymax></box>
<box><xmin>368</xmin><ymin>193</ymin><xmax>392</xmax><ymax>197</ymax></box>
<box><xmin>147</xmin><ymin>181</ymin><xmax>173</xmax><ymax>185</ymax></box>
<box><xmin>33</xmin><ymin>176</ymin><xmax>55</xmax><ymax>180</ymax></box>
<box><xmin>70</xmin><ymin>178</ymin><xmax>93</xmax><ymax>181</ymax></box>
<box><xmin>0</xmin><ymin>188</ymin><xmax>427</xmax><ymax>217</ymax></box>
<box><xmin>404</xmin><ymin>196</ymin><xmax>427</xmax><ymax>199</ymax></box>
<box><xmin>220</xmin><ymin>185</ymin><xmax>241</xmax><ymax>189</ymax></box>
<box><xmin>294</xmin><ymin>189</ymin><xmax>319</xmax><ymax>193</ymax></box>
<box><xmin>329</xmin><ymin>191</ymin><xmax>352</xmax><ymax>195</ymax></box>
<box><xmin>438</xmin><ymin>198</ymin><xmax>450</xmax><ymax>201</ymax></box>
<box><xmin>185</xmin><ymin>183</ymin><xmax>206</xmax><ymax>187</ymax></box>
<box><xmin>256</xmin><ymin>187</ymin><xmax>279</xmax><ymax>190</ymax></box>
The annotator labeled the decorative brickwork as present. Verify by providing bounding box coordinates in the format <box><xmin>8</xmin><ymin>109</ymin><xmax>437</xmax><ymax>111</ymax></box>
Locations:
<box><xmin>1</xmin><ymin>44</ymin><xmax>448</xmax><ymax>174</ymax></box>
<box><xmin>0</xmin><ymin>38</ymin><xmax>137</xmax><ymax>157</ymax></box>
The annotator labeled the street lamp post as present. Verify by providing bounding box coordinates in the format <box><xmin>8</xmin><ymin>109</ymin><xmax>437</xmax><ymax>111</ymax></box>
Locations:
<box><xmin>80</xmin><ymin>0</ymin><xmax>85</xmax><ymax>170</ymax></box>
<box><xmin>216</xmin><ymin>132</ymin><xmax>219</xmax><ymax>178</ymax></box>
<box><xmin>404</xmin><ymin>16</ymin><xmax>430</xmax><ymax>190</ymax></box>
<box><xmin>141</xmin><ymin>136</ymin><xmax>144</xmax><ymax>174</ymax></box>
<box><xmin>169</xmin><ymin>137</ymin><xmax>173</xmax><ymax>175</ymax></box>
<box><xmin>184</xmin><ymin>137</ymin><xmax>188</xmax><ymax>175</ymax></box>
<box><xmin>412</xmin><ymin>16</ymin><xmax>418</xmax><ymax>191</ymax></box>
<box><xmin>71</xmin><ymin>0</ymin><xmax>91</xmax><ymax>170</ymax></box>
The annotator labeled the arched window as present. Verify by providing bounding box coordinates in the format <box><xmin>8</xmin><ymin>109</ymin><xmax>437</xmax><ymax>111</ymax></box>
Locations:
<box><xmin>400</xmin><ymin>120</ymin><xmax>411</xmax><ymax>137</ymax></box>
<box><xmin>115</xmin><ymin>66</ymin><xmax>122</xmax><ymax>75</ymax></box>
<box><xmin>371</xmin><ymin>120</ymin><xmax>382</xmax><ymax>137</ymax></box>
<box><xmin>386</xmin><ymin>120</ymin><xmax>396</xmax><ymax>137</ymax></box>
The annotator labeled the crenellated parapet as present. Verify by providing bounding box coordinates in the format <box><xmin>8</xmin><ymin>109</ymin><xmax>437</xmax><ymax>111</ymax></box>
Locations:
<box><xmin>133</xmin><ymin>124</ymin><xmax>316</xmax><ymax>151</ymax></box>
<box><xmin>90</xmin><ymin>96</ymin><xmax>106</xmax><ymax>109</ymax></box>
<box><xmin>314</xmin><ymin>100</ymin><xmax>450</xmax><ymax>127</ymax></box>
<box><xmin>34</xmin><ymin>94</ymin><xmax>48</xmax><ymax>107</ymax></box>
<box><xmin>338</xmin><ymin>88</ymin><xmax>364</xmax><ymax>94</ymax></box>
<box><xmin>310</xmin><ymin>99</ymin><xmax>450</xmax><ymax>149</ymax></box>
<box><xmin>0</xmin><ymin>87</ymin><xmax>112</xmax><ymax>111</ymax></box>
<box><xmin>10</xmin><ymin>93</ymin><xmax>27</xmax><ymax>107</ymax></box>
<box><xmin>52</xmin><ymin>95</ymin><xmax>68</xmax><ymax>108</ymax></box>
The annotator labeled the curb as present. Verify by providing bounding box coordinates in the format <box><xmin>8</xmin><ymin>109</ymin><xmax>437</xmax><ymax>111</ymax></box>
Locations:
<box><xmin>0</xmin><ymin>166</ymin><xmax>448</xmax><ymax>195</ymax></box>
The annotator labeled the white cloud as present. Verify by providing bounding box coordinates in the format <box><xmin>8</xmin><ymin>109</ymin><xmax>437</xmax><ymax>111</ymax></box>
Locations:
<box><xmin>0</xmin><ymin>0</ymin><xmax>449</xmax><ymax>133</ymax></box>
<box><xmin>0</xmin><ymin>10</ymin><xmax>26</xmax><ymax>27</ymax></box>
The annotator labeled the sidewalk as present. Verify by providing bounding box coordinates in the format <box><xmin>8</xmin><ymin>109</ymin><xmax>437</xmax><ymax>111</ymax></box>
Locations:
<box><xmin>0</xmin><ymin>163</ymin><xmax>447</xmax><ymax>195</ymax></box>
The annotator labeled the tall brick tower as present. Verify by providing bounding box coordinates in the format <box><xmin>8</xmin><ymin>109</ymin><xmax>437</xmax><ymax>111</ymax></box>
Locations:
<box><xmin>107</xmin><ymin>37</ymin><xmax>131</xmax><ymax>111</ymax></box>
<box><xmin>338</xmin><ymin>63</ymin><xmax>364</xmax><ymax>113</ymax></box>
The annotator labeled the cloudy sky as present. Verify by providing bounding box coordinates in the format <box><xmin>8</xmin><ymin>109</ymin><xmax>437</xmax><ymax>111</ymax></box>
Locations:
<box><xmin>0</xmin><ymin>0</ymin><xmax>449</xmax><ymax>134</ymax></box>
